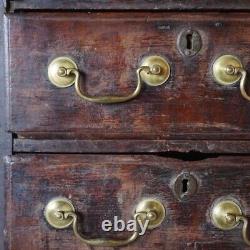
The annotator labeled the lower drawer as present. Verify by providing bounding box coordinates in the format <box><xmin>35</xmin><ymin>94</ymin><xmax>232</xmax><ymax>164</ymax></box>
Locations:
<box><xmin>5</xmin><ymin>155</ymin><xmax>250</xmax><ymax>249</ymax></box>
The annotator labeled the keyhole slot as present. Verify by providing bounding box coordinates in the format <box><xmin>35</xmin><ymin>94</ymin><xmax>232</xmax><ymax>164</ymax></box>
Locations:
<box><xmin>182</xmin><ymin>178</ymin><xmax>189</xmax><ymax>193</ymax></box>
<box><xmin>173</xmin><ymin>173</ymin><xmax>198</xmax><ymax>201</ymax></box>
<box><xmin>186</xmin><ymin>34</ymin><xmax>193</xmax><ymax>50</ymax></box>
<box><xmin>178</xmin><ymin>30</ymin><xmax>202</xmax><ymax>57</ymax></box>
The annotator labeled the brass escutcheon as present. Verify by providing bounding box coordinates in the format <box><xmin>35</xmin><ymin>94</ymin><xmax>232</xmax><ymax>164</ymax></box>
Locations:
<box><xmin>135</xmin><ymin>198</ymin><xmax>166</xmax><ymax>229</ymax></box>
<box><xmin>213</xmin><ymin>55</ymin><xmax>250</xmax><ymax>101</ymax></box>
<box><xmin>139</xmin><ymin>55</ymin><xmax>171</xmax><ymax>86</ymax></box>
<box><xmin>211</xmin><ymin>199</ymin><xmax>242</xmax><ymax>230</ymax></box>
<box><xmin>48</xmin><ymin>57</ymin><xmax>78</xmax><ymax>88</ymax></box>
<box><xmin>211</xmin><ymin>198</ymin><xmax>250</xmax><ymax>247</ymax></box>
<box><xmin>44</xmin><ymin>197</ymin><xmax>75</xmax><ymax>229</ymax></box>
<box><xmin>213</xmin><ymin>55</ymin><xmax>243</xmax><ymax>86</ymax></box>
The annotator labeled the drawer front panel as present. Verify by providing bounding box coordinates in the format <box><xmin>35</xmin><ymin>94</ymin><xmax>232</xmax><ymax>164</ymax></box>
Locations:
<box><xmin>6</xmin><ymin>155</ymin><xmax>250</xmax><ymax>249</ymax></box>
<box><xmin>7</xmin><ymin>12</ymin><xmax>250</xmax><ymax>140</ymax></box>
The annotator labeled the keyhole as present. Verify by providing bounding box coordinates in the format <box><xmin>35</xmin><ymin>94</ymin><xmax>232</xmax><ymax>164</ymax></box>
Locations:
<box><xmin>186</xmin><ymin>34</ymin><xmax>193</xmax><ymax>50</ymax></box>
<box><xmin>173</xmin><ymin>173</ymin><xmax>198</xmax><ymax>201</ymax></box>
<box><xmin>178</xmin><ymin>30</ymin><xmax>202</xmax><ymax>57</ymax></box>
<box><xmin>182</xmin><ymin>178</ymin><xmax>189</xmax><ymax>193</ymax></box>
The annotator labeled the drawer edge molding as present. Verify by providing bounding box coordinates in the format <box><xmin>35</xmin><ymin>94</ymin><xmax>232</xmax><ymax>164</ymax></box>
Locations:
<box><xmin>13</xmin><ymin>139</ymin><xmax>250</xmax><ymax>154</ymax></box>
<box><xmin>6</xmin><ymin>1</ymin><xmax>250</xmax><ymax>12</ymax></box>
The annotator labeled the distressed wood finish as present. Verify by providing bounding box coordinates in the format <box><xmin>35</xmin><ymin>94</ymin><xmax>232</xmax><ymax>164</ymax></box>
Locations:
<box><xmin>6</xmin><ymin>155</ymin><xmax>250</xmax><ymax>250</ymax></box>
<box><xmin>4</xmin><ymin>2</ymin><xmax>250</xmax><ymax>250</ymax></box>
<box><xmin>5</xmin><ymin>0</ymin><xmax>250</xmax><ymax>11</ymax></box>
<box><xmin>13</xmin><ymin>139</ymin><xmax>250</xmax><ymax>154</ymax></box>
<box><xmin>7</xmin><ymin>12</ymin><xmax>250</xmax><ymax>142</ymax></box>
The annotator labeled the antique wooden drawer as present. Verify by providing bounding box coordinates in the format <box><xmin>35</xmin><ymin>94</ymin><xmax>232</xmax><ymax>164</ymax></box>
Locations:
<box><xmin>3</xmin><ymin>1</ymin><xmax>250</xmax><ymax>250</ymax></box>
<box><xmin>5</xmin><ymin>155</ymin><xmax>250</xmax><ymax>249</ymax></box>
<box><xmin>6</xmin><ymin>12</ymin><xmax>250</xmax><ymax>145</ymax></box>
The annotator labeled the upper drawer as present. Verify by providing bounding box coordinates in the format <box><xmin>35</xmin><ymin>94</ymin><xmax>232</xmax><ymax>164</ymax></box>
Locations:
<box><xmin>6</xmin><ymin>12</ymin><xmax>250</xmax><ymax>140</ymax></box>
<box><xmin>5</xmin><ymin>0</ymin><xmax>250</xmax><ymax>11</ymax></box>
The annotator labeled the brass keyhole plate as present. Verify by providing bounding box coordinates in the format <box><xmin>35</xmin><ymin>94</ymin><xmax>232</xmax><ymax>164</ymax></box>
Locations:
<box><xmin>140</xmin><ymin>56</ymin><xmax>171</xmax><ymax>86</ymax></box>
<box><xmin>135</xmin><ymin>198</ymin><xmax>166</xmax><ymax>229</ymax></box>
<box><xmin>211</xmin><ymin>199</ymin><xmax>242</xmax><ymax>230</ymax></box>
<box><xmin>44</xmin><ymin>197</ymin><xmax>75</xmax><ymax>229</ymax></box>
<box><xmin>213</xmin><ymin>55</ymin><xmax>243</xmax><ymax>85</ymax></box>
<box><xmin>48</xmin><ymin>57</ymin><xmax>78</xmax><ymax>88</ymax></box>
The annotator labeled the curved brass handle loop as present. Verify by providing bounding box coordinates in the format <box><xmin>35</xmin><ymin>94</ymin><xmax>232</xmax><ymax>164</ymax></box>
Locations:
<box><xmin>225</xmin><ymin>66</ymin><xmax>250</xmax><ymax>101</ymax></box>
<box><xmin>62</xmin><ymin>211</ymin><xmax>142</xmax><ymax>247</ymax></box>
<box><xmin>67</xmin><ymin>66</ymin><xmax>148</xmax><ymax>104</ymax></box>
<box><xmin>44</xmin><ymin>197</ymin><xmax>166</xmax><ymax>247</ymax></box>
<box><xmin>235</xmin><ymin>215</ymin><xmax>250</xmax><ymax>246</ymax></box>
<box><xmin>213</xmin><ymin>55</ymin><xmax>250</xmax><ymax>101</ymax></box>
<box><xmin>48</xmin><ymin>56</ymin><xmax>171</xmax><ymax>104</ymax></box>
<box><xmin>238</xmin><ymin>68</ymin><xmax>250</xmax><ymax>101</ymax></box>
<box><xmin>211</xmin><ymin>199</ymin><xmax>250</xmax><ymax>247</ymax></box>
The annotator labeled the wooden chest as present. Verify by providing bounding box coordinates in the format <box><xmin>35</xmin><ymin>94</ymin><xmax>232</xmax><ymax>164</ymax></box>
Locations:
<box><xmin>1</xmin><ymin>1</ymin><xmax>250</xmax><ymax>249</ymax></box>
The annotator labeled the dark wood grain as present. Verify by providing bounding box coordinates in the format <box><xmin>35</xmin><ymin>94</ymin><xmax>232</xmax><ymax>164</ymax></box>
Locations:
<box><xmin>4</xmin><ymin>3</ymin><xmax>250</xmax><ymax>250</ymax></box>
<box><xmin>13</xmin><ymin>139</ymin><xmax>250</xmax><ymax>154</ymax></box>
<box><xmin>6</xmin><ymin>12</ymin><xmax>250</xmax><ymax>143</ymax></box>
<box><xmin>194</xmin><ymin>242</ymin><xmax>244</xmax><ymax>250</ymax></box>
<box><xmin>6</xmin><ymin>0</ymin><xmax>250</xmax><ymax>12</ymax></box>
<box><xmin>6</xmin><ymin>154</ymin><xmax>250</xmax><ymax>250</ymax></box>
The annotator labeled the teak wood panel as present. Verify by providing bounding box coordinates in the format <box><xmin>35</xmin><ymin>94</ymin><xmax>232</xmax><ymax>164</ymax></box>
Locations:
<box><xmin>5</xmin><ymin>0</ymin><xmax>250</xmax><ymax>11</ymax></box>
<box><xmin>5</xmin><ymin>155</ymin><xmax>250</xmax><ymax>249</ymax></box>
<box><xmin>7</xmin><ymin>12</ymin><xmax>250</xmax><ymax>140</ymax></box>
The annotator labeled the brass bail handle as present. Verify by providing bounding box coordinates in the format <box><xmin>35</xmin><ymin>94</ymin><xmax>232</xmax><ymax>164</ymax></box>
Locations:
<box><xmin>44</xmin><ymin>197</ymin><xmax>166</xmax><ymax>247</ymax></box>
<box><xmin>48</xmin><ymin>56</ymin><xmax>171</xmax><ymax>104</ymax></box>
<box><xmin>213</xmin><ymin>55</ymin><xmax>250</xmax><ymax>101</ymax></box>
<box><xmin>211</xmin><ymin>199</ymin><xmax>250</xmax><ymax>246</ymax></box>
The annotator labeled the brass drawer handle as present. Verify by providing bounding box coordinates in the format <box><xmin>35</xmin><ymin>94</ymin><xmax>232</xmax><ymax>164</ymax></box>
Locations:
<box><xmin>44</xmin><ymin>197</ymin><xmax>165</xmax><ymax>247</ymax></box>
<box><xmin>213</xmin><ymin>55</ymin><xmax>250</xmax><ymax>101</ymax></box>
<box><xmin>211</xmin><ymin>198</ymin><xmax>250</xmax><ymax>246</ymax></box>
<box><xmin>48</xmin><ymin>56</ymin><xmax>170</xmax><ymax>104</ymax></box>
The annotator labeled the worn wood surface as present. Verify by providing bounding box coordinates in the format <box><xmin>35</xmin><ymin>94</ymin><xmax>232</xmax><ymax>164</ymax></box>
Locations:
<box><xmin>0</xmin><ymin>2</ymin><xmax>12</xmax><ymax>250</ymax></box>
<box><xmin>13</xmin><ymin>139</ymin><xmax>250</xmax><ymax>154</ymax></box>
<box><xmin>5</xmin><ymin>0</ymin><xmax>250</xmax><ymax>12</ymax></box>
<box><xmin>6</xmin><ymin>12</ymin><xmax>250</xmax><ymax>143</ymax></box>
<box><xmin>4</xmin><ymin>5</ymin><xmax>250</xmax><ymax>250</ymax></box>
<box><xmin>6</xmin><ymin>154</ymin><xmax>250</xmax><ymax>250</ymax></box>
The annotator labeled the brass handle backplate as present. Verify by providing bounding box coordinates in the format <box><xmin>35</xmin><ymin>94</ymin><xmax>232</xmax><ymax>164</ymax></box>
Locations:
<box><xmin>213</xmin><ymin>55</ymin><xmax>250</xmax><ymax>101</ymax></box>
<box><xmin>48</xmin><ymin>55</ymin><xmax>171</xmax><ymax>104</ymax></box>
<box><xmin>44</xmin><ymin>197</ymin><xmax>165</xmax><ymax>247</ymax></box>
<box><xmin>211</xmin><ymin>198</ymin><xmax>250</xmax><ymax>246</ymax></box>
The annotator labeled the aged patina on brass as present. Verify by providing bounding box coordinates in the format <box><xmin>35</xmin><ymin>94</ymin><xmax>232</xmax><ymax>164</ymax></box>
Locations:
<box><xmin>48</xmin><ymin>57</ymin><xmax>78</xmax><ymax>88</ymax></box>
<box><xmin>47</xmin><ymin>55</ymin><xmax>170</xmax><ymax>104</ymax></box>
<box><xmin>213</xmin><ymin>55</ymin><xmax>250</xmax><ymax>101</ymax></box>
<box><xmin>211</xmin><ymin>198</ymin><xmax>250</xmax><ymax>246</ymax></box>
<box><xmin>139</xmin><ymin>56</ymin><xmax>171</xmax><ymax>86</ymax></box>
<box><xmin>44</xmin><ymin>197</ymin><xmax>166</xmax><ymax>247</ymax></box>
<box><xmin>135</xmin><ymin>198</ymin><xmax>166</xmax><ymax>229</ymax></box>
<box><xmin>44</xmin><ymin>197</ymin><xmax>75</xmax><ymax>229</ymax></box>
